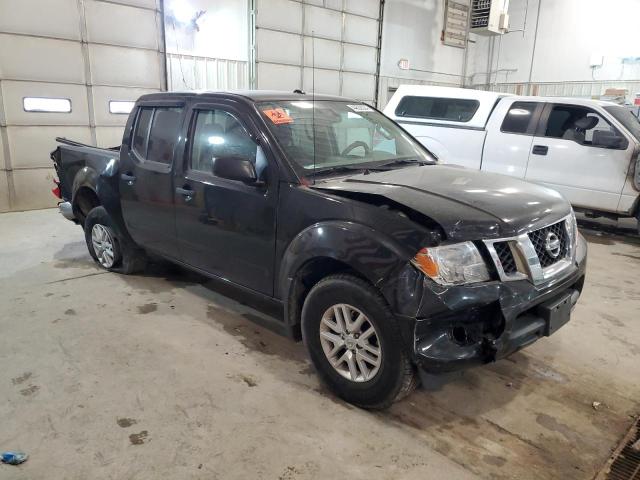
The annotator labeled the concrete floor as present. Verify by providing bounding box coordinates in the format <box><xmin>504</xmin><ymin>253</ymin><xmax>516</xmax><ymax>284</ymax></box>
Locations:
<box><xmin>1</xmin><ymin>209</ymin><xmax>639</xmax><ymax>480</ymax></box>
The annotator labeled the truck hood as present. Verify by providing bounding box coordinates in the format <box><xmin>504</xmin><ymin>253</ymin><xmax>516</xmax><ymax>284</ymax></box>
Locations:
<box><xmin>313</xmin><ymin>165</ymin><xmax>571</xmax><ymax>241</ymax></box>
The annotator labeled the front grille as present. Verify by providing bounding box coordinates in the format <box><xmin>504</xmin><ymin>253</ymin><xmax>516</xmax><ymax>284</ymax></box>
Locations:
<box><xmin>494</xmin><ymin>241</ymin><xmax>517</xmax><ymax>275</ymax></box>
<box><xmin>528</xmin><ymin>220</ymin><xmax>568</xmax><ymax>268</ymax></box>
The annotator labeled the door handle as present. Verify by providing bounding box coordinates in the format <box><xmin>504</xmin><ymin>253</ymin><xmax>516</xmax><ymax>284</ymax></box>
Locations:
<box><xmin>120</xmin><ymin>172</ymin><xmax>136</xmax><ymax>185</ymax></box>
<box><xmin>176</xmin><ymin>186</ymin><xmax>196</xmax><ymax>200</ymax></box>
<box><xmin>532</xmin><ymin>145</ymin><xmax>549</xmax><ymax>155</ymax></box>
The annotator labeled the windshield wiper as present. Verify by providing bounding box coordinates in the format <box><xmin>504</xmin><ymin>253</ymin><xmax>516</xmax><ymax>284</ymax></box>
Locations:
<box><xmin>305</xmin><ymin>164</ymin><xmax>386</xmax><ymax>177</ymax></box>
<box><xmin>376</xmin><ymin>158</ymin><xmax>432</xmax><ymax>168</ymax></box>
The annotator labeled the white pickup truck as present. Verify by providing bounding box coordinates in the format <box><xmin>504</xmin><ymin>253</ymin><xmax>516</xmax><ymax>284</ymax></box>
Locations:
<box><xmin>384</xmin><ymin>85</ymin><xmax>640</xmax><ymax>231</ymax></box>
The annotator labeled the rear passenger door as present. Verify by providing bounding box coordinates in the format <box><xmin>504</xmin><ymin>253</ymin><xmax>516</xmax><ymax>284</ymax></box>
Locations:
<box><xmin>482</xmin><ymin>100</ymin><xmax>543</xmax><ymax>177</ymax></box>
<box><xmin>119</xmin><ymin>102</ymin><xmax>185</xmax><ymax>259</ymax></box>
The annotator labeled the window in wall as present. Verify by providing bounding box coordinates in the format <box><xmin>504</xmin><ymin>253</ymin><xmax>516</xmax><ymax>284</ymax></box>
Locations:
<box><xmin>190</xmin><ymin>109</ymin><xmax>260</xmax><ymax>175</ymax></box>
<box><xmin>501</xmin><ymin>102</ymin><xmax>539</xmax><ymax>134</ymax></box>
<box><xmin>109</xmin><ymin>100</ymin><xmax>135</xmax><ymax>114</ymax></box>
<box><xmin>23</xmin><ymin>97</ymin><xmax>71</xmax><ymax>113</ymax></box>
<box><xmin>395</xmin><ymin>96</ymin><xmax>479</xmax><ymax>122</ymax></box>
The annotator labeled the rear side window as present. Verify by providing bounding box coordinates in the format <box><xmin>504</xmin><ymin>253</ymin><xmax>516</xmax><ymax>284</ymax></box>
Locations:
<box><xmin>133</xmin><ymin>107</ymin><xmax>153</xmax><ymax>155</ymax></box>
<box><xmin>395</xmin><ymin>96</ymin><xmax>479</xmax><ymax>122</ymax></box>
<box><xmin>501</xmin><ymin>102</ymin><xmax>539</xmax><ymax>134</ymax></box>
<box><xmin>132</xmin><ymin>106</ymin><xmax>183</xmax><ymax>164</ymax></box>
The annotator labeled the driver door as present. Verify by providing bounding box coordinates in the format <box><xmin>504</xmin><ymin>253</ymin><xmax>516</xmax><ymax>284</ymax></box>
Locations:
<box><xmin>174</xmin><ymin>102</ymin><xmax>277</xmax><ymax>295</ymax></box>
<box><xmin>525</xmin><ymin>103</ymin><xmax>632</xmax><ymax>211</ymax></box>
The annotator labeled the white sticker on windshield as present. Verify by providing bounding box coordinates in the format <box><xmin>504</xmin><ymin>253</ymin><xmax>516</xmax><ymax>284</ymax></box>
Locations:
<box><xmin>347</xmin><ymin>104</ymin><xmax>374</xmax><ymax>113</ymax></box>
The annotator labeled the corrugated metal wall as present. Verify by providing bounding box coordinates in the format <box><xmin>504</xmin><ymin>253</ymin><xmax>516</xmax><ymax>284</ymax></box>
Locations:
<box><xmin>254</xmin><ymin>0</ymin><xmax>381</xmax><ymax>105</ymax></box>
<box><xmin>0</xmin><ymin>0</ymin><xmax>166</xmax><ymax>212</ymax></box>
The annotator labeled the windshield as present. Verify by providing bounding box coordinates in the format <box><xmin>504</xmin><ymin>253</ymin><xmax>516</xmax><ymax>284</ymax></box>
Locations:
<box><xmin>604</xmin><ymin>105</ymin><xmax>640</xmax><ymax>142</ymax></box>
<box><xmin>258</xmin><ymin>100</ymin><xmax>435</xmax><ymax>176</ymax></box>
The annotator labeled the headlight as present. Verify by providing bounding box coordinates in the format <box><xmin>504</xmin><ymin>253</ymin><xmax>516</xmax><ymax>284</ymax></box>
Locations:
<box><xmin>568</xmin><ymin>208</ymin><xmax>578</xmax><ymax>249</ymax></box>
<box><xmin>411</xmin><ymin>241</ymin><xmax>490</xmax><ymax>285</ymax></box>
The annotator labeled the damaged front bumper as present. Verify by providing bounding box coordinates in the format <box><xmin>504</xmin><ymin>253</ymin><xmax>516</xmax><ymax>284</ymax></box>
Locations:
<box><xmin>385</xmin><ymin>233</ymin><xmax>588</xmax><ymax>373</ymax></box>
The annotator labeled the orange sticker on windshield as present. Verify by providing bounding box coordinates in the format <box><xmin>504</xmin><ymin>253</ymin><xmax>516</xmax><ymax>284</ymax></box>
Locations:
<box><xmin>262</xmin><ymin>108</ymin><xmax>294</xmax><ymax>125</ymax></box>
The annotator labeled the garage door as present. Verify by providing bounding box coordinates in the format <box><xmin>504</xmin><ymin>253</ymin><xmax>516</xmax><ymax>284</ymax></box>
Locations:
<box><xmin>0</xmin><ymin>0</ymin><xmax>166</xmax><ymax>212</ymax></box>
<box><xmin>254</xmin><ymin>0</ymin><xmax>381</xmax><ymax>105</ymax></box>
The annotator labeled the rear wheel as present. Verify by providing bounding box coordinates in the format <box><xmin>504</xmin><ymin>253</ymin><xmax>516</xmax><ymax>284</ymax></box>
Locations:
<box><xmin>301</xmin><ymin>274</ymin><xmax>417</xmax><ymax>409</ymax></box>
<box><xmin>84</xmin><ymin>206</ymin><xmax>146</xmax><ymax>274</ymax></box>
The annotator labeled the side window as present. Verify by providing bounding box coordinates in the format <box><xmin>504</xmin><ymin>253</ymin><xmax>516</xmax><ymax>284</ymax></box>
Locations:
<box><xmin>544</xmin><ymin>105</ymin><xmax>625</xmax><ymax>148</ymax></box>
<box><xmin>190</xmin><ymin>109</ymin><xmax>260</xmax><ymax>176</ymax></box>
<box><xmin>147</xmin><ymin>107</ymin><xmax>182</xmax><ymax>165</ymax></box>
<box><xmin>501</xmin><ymin>102</ymin><xmax>539</xmax><ymax>134</ymax></box>
<box><xmin>132</xmin><ymin>106</ymin><xmax>182</xmax><ymax>164</ymax></box>
<box><xmin>132</xmin><ymin>107</ymin><xmax>153</xmax><ymax>156</ymax></box>
<box><xmin>395</xmin><ymin>96</ymin><xmax>479</xmax><ymax>122</ymax></box>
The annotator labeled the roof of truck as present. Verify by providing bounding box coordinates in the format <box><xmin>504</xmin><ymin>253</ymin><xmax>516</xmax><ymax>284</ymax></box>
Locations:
<box><xmin>383</xmin><ymin>85</ymin><xmax>623</xmax><ymax>129</ymax></box>
<box><xmin>137</xmin><ymin>90</ymin><xmax>357</xmax><ymax>104</ymax></box>
<box><xmin>508</xmin><ymin>96</ymin><xmax>620</xmax><ymax>107</ymax></box>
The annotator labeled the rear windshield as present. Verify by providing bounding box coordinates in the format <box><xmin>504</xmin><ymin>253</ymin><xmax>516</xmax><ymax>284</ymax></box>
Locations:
<box><xmin>395</xmin><ymin>96</ymin><xmax>479</xmax><ymax>122</ymax></box>
<box><xmin>604</xmin><ymin>105</ymin><xmax>640</xmax><ymax>142</ymax></box>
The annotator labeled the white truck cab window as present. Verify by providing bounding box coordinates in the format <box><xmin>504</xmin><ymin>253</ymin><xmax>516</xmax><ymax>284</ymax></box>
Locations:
<box><xmin>544</xmin><ymin>105</ymin><xmax>625</xmax><ymax>149</ymax></box>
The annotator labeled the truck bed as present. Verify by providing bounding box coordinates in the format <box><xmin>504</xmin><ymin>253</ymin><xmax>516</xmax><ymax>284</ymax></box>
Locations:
<box><xmin>51</xmin><ymin>138</ymin><xmax>121</xmax><ymax>203</ymax></box>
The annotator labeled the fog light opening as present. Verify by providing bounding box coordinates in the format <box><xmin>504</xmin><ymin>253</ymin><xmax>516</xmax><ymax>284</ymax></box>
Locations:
<box><xmin>452</xmin><ymin>326</ymin><xmax>468</xmax><ymax>345</ymax></box>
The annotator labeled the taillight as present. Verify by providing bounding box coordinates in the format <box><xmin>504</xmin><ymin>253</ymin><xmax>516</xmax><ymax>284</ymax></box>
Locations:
<box><xmin>52</xmin><ymin>179</ymin><xmax>61</xmax><ymax>199</ymax></box>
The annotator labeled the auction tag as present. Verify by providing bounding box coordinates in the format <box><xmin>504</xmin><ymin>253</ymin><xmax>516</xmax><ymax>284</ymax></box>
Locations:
<box><xmin>347</xmin><ymin>104</ymin><xmax>374</xmax><ymax>113</ymax></box>
<box><xmin>262</xmin><ymin>108</ymin><xmax>294</xmax><ymax>125</ymax></box>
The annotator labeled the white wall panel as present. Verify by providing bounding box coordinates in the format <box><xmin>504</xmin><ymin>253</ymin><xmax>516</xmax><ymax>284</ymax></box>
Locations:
<box><xmin>89</xmin><ymin>44</ymin><xmax>162</xmax><ymax>88</ymax></box>
<box><xmin>2</xmin><ymin>81</ymin><xmax>90</xmax><ymax>126</ymax></box>
<box><xmin>302</xmin><ymin>68</ymin><xmax>340</xmax><ymax>95</ymax></box>
<box><xmin>324</xmin><ymin>0</ymin><xmax>342</xmax><ymax>10</ymax></box>
<box><xmin>0</xmin><ymin>0</ymin><xmax>81</xmax><ymax>40</ymax></box>
<box><xmin>92</xmin><ymin>86</ymin><xmax>155</xmax><ymax>126</ymax></box>
<box><xmin>255</xmin><ymin>0</ymin><xmax>381</xmax><ymax>102</ymax></box>
<box><xmin>342</xmin><ymin>72</ymin><xmax>375</xmax><ymax>101</ymax></box>
<box><xmin>256</xmin><ymin>29</ymin><xmax>302</xmax><ymax>65</ymax></box>
<box><xmin>343</xmin><ymin>14</ymin><xmax>378</xmax><ymax>46</ymax></box>
<box><xmin>0</xmin><ymin>173</ymin><xmax>9</xmax><ymax>212</ymax></box>
<box><xmin>379</xmin><ymin>0</ymin><xmax>465</xmax><ymax>87</ymax></box>
<box><xmin>0</xmin><ymin>0</ymin><xmax>164</xmax><ymax>211</ymax></box>
<box><xmin>11</xmin><ymin>168</ymin><xmax>58</xmax><ymax>210</ymax></box>
<box><xmin>0</xmin><ymin>132</ymin><xmax>6</xmax><ymax>170</ymax></box>
<box><xmin>343</xmin><ymin>44</ymin><xmax>377</xmax><ymax>74</ymax></box>
<box><xmin>256</xmin><ymin>0</ymin><xmax>302</xmax><ymax>34</ymax></box>
<box><xmin>0</xmin><ymin>34</ymin><xmax>85</xmax><ymax>83</ymax></box>
<box><xmin>96</xmin><ymin>126</ymin><xmax>126</xmax><ymax>148</ymax></box>
<box><xmin>303</xmin><ymin>37</ymin><xmax>341</xmax><ymax>70</ymax></box>
<box><xmin>345</xmin><ymin>0</ymin><xmax>380</xmax><ymax>19</ymax></box>
<box><xmin>110</xmin><ymin>0</ymin><xmax>157</xmax><ymax>9</ymax></box>
<box><xmin>257</xmin><ymin>63</ymin><xmax>301</xmax><ymax>91</ymax></box>
<box><xmin>8</xmin><ymin>126</ymin><xmax>92</xmax><ymax>169</ymax></box>
<box><xmin>304</xmin><ymin>5</ymin><xmax>342</xmax><ymax>41</ymax></box>
<box><xmin>85</xmin><ymin>0</ymin><xmax>158</xmax><ymax>50</ymax></box>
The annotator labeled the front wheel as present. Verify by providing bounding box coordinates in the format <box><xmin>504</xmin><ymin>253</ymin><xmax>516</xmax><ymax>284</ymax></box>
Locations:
<box><xmin>301</xmin><ymin>274</ymin><xmax>417</xmax><ymax>409</ymax></box>
<box><xmin>84</xmin><ymin>206</ymin><xmax>146</xmax><ymax>274</ymax></box>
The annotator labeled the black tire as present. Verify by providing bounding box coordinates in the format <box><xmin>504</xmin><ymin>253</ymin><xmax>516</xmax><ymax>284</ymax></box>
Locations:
<box><xmin>84</xmin><ymin>206</ymin><xmax>146</xmax><ymax>274</ymax></box>
<box><xmin>301</xmin><ymin>274</ymin><xmax>417</xmax><ymax>409</ymax></box>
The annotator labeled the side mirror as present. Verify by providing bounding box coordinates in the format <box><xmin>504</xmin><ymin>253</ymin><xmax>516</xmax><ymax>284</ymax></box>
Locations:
<box><xmin>213</xmin><ymin>156</ymin><xmax>260</xmax><ymax>185</ymax></box>
<box><xmin>592</xmin><ymin>131</ymin><xmax>627</xmax><ymax>149</ymax></box>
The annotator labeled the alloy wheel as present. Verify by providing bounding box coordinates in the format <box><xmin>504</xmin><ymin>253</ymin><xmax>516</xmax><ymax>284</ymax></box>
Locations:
<box><xmin>319</xmin><ymin>303</ymin><xmax>382</xmax><ymax>382</ymax></box>
<box><xmin>91</xmin><ymin>224</ymin><xmax>116</xmax><ymax>268</ymax></box>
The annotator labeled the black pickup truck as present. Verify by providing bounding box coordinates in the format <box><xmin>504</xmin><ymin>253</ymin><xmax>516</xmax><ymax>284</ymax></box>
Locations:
<box><xmin>51</xmin><ymin>90</ymin><xmax>587</xmax><ymax>408</ymax></box>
